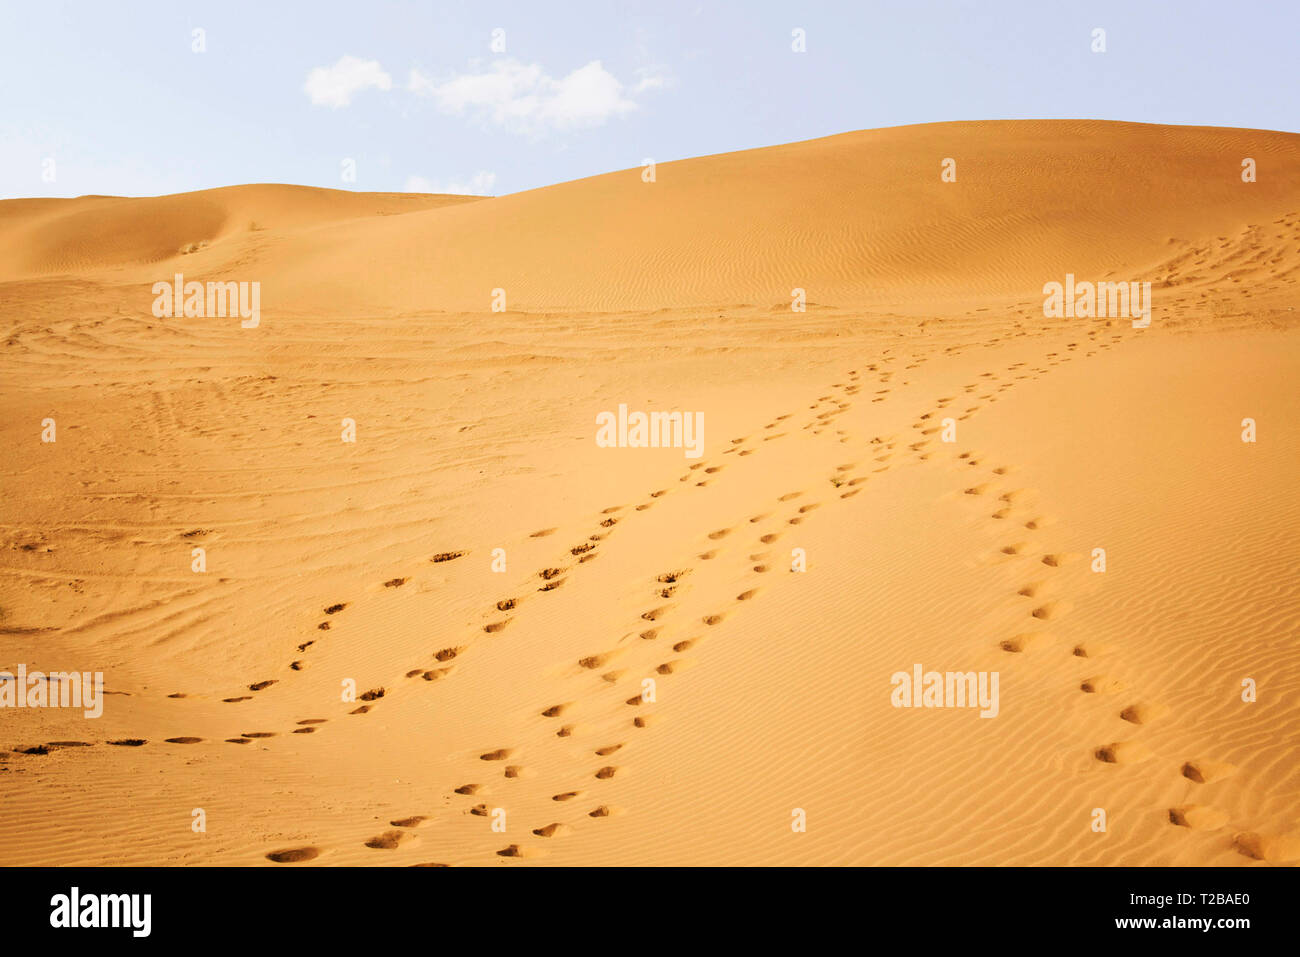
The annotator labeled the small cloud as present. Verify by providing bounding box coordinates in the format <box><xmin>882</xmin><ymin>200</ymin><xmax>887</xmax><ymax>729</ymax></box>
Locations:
<box><xmin>304</xmin><ymin>55</ymin><xmax>392</xmax><ymax>108</ymax></box>
<box><xmin>404</xmin><ymin>170</ymin><xmax>497</xmax><ymax>196</ymax></box>
<box><xmin>632</xmin><ymin>65</ymin><xmax>673</xmax><ymax>94</ymax></box>
<box><xmin>409</xmin><ymin>59</ymin><xmax>651</xmax><ymax>134</ymax></box>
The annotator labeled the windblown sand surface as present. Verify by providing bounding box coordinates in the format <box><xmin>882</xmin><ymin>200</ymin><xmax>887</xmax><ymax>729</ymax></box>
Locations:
<box><xmin>1</xmin><ymin>120</ymin><xmax>1297</xmax><ymax>866</ymax></box>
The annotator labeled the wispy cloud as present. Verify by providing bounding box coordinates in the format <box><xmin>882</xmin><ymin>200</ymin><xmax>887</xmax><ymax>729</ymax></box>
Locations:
<box><xmin>303</xmin><ymin>55</ymin><xmax>393</xmax><ymax>108</ymax></box>
<box><xmin>404</xmin><ymin>170</ymin><xmax>497</xmax><ymax>196</ymax></box>
<box><xmin>408</xmin><ymin>59</ymin><xmax>659</xmax><ymax>134</ymax></box>
<box><xmin>632</xmin><ymin>65</ymin><xmax>673</xmax><ymax>94</ymax></box>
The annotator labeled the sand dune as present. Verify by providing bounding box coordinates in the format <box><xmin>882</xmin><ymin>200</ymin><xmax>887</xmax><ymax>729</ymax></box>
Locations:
<box><xmin>1</xmin><ymin>120</ymin><xmax>1297</xmax><ymax>866</ymax></box>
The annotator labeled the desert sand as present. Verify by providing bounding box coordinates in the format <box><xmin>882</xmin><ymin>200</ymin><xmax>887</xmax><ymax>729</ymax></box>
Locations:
<box><xmin>1</xmin><ymin>119</ymin><xmax>1297</xmax><ymax>866</ymax></box>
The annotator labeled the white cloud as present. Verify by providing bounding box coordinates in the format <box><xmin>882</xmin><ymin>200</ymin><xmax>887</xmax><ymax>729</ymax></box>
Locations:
<box><xmin>408</xmin><ymin>59</ymin><xmax>653</xmax><ymax>134</ymax></box>
<box><xmin>303</xmin><ymin>55</ymin><xmax>392</xmax><ymax>108</ymax></box>
<box><xmin>404</xmin><ymin>170</ymin><xmax>497</xmax><ymax>196</ymax></box>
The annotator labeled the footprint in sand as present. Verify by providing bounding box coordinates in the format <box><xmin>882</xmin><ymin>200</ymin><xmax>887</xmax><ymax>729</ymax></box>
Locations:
<box><xmin>1031</xmin><ymin>600</ymin><xmax>1072</xmax><ymax>620</ymax></box>
<box><xmin>497</xmin><ymin>844</ymin><xmax>546</xmax><ymax>858</ymax></box>
<box><xmin>1181</xmin><ymin>759</ymin><xmax>1236</xmax><ymax>784</ymax></box>
<box><xmin>1233</xmin><ymin>831</ymin><xmax>1300</xmax><ymax>862</ymax></box>
<box><xmin>391</xmin><ymin>815</ymin><xmax>430</xmax><ymax>828</ymax></box>
<box><xmin>1079</xmin><ymin>675</ymin><xmax>1125</xmax><ymax>694</ymax></box>
<box><xmin>532</xmin><ymin>823</ymin><xmax>570</xmax><ymax>838</ymax></box>
<box><xmin>1119</xmin><ymin>702</ymin><xmax>1169</xmax><ymax>724</ymax></box>
<box><xmin>366</xmin><ymin>830</ymin><xmax>417</xmax><ymax>850</ymax></box>
<box><xmin>1094</xmin><ymin>740</ymin><xmax>1153</xmax><ymax>764</ymax></box>
<box><xmin>999</xmin><ymin>632</ymin><xmax>1051</xmax><ymax>653</ymax></box>
<box><xmin>266</xmin><ymin>847</ymin><xmax>320</xmax><ymax>863</ymax></box>
<box><xmin>1167</xmin><ymin>805</ymin><xmax>1228</xmax><ymax>830</ymax></box>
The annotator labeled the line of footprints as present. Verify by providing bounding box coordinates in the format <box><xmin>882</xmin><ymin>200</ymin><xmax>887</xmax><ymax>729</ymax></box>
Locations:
<box><xmin>23</xmin><ymin>322</ymin><xmax>1245</xmax><ymax>862</ymax></box>
<box><xmin>263</xmin><ymin>330</ymin><xmax>1149</xmax><ymax>864</ymax></box>
<box><xmin>949</xmin><ymin>438</ymin><xmax>1269</xmax><ymax>859</ymax></box>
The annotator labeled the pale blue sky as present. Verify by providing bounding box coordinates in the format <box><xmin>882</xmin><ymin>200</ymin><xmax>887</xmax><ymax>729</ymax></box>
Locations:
<box><xmin>2</xmin><ymin>0</ymin><xmax>1296</xmax><ymax>199</ymax></box>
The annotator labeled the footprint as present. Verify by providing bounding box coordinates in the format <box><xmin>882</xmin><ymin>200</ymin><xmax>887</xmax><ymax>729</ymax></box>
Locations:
<box><xmin>1031</xmin><ymin>600</ymin><xmax>1072</xmax><ymax>620</ymax></box>
<box><xmin>532</xmin><ymin>823</ymin><xmax>570</xmax><ymax>838</ymax></box>
<box><xmin>266</xmin><ymin>847</ymin><xmax>320</xmax><ymax>863</ymax></box>
<box><xmin>1168</xmin><ymin>806</ymin><xmax>1228</xmax><ymax>830</ymax></box>
<box><xmin>1094</xmin><ymin>741</ymin><xmax>1153</xmax><ymax>764</ymax></box>
<box><xmin>999</xmin><ymin>632</ymin><xmax>1050</xmax><ymax>653</ymax></box>
<box><xmin>1079</xmin><ymin>674</ymin><xmax>1125</xmax><ymax>694</ymax></box>
<box><xmin>496</xmin><ymin>844</ymin><xmax>546</xmax><ymax>858</ymax></box>
<box><xmin>1072</xmin><ymin>641</ymin><xmax>1113</xmax><ymax>658</ymax></box>
<box><xmin>1119</xmin><ymin>701</ymin><xmax>1169</xmax><ymax>724</ymax></box>
<box><xmin>1233</xmin><ymin>831</ymin><xmax>1300</xmax><ymax>862</ymax></box>
<box><xmin>480</xmin><ymin>748</ymin><xmax>514</xmax><ymax>761</ymax></box>
<box><xmin>366</xmin><ymin>830</ymin><xmax>417</xmax><ymax>849</ymax></box>
<box><xmin>1181</xmin><ymin>759</ymin><xmax>1236</xmax><ymax>784</ymax></box>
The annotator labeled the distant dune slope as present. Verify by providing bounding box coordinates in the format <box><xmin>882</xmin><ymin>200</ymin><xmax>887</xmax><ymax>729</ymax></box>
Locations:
<box><xmin>0</xmin><ymin>184</ymin><xmax>481</xmax><ymax>279</ymax></box>
<box><xmin>1</xmin><ymin>121</ymin><xmax>1294</xmax><ymax>314</ymax></box>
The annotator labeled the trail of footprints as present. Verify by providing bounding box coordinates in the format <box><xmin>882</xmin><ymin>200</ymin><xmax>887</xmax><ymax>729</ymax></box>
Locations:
<box><xmin>317</xmin><ymin>345</ymin><xmax>1070</xmax><ymax>862</ymax></box>
<box><xmin>948</xmin><ymin>437</ymin><xmax>1271</xmax><ymax>861</ymax></box>
<box><xmin>22</xmin><ymin>325</ymin><xmax>1269</xmax><ymax>862</ymax></box>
